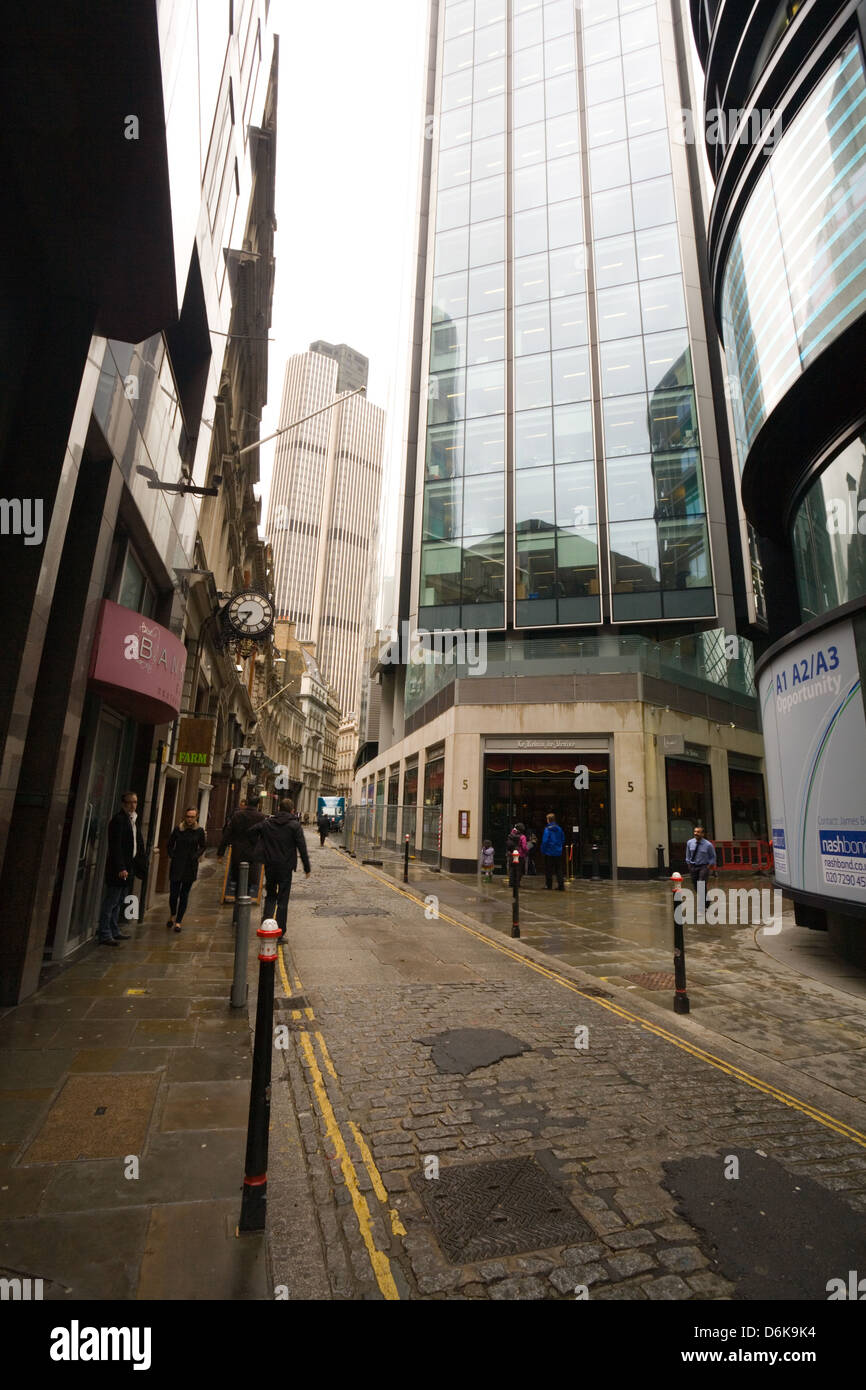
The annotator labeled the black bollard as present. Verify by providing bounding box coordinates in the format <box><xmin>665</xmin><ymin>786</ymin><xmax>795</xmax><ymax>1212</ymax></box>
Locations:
<box><xmin>656</xmin><ymin>843</ymin><xmax>666</xmax><ymax>878</ymax></box>
<box><xmin>591</xmin><ymin>843</ymin><xmax>601</xmax><ymax>880</ymax></box>
<box><xmin>403</xmin><ymin>834</ymin><xmax>410</xmax><ymax>884</ymax></box>
<box><xmin>230</xmin><ymin>861</ymin><xmax>250</xmax><ymax>1009</ymax></box>
<box><xmin>670</xmin><ymin>872</ymin><xmax>690</xmax><ymax>1014</ymax></box>
<box><xmin>238</xmin><ymin>920</ymin><xmax>282</xmax><ymax>1233</ymax></box>
<box><xmin>510</xmin><ymin>849</ymin><xmax>520</xmax><ymax>938</ymax></box>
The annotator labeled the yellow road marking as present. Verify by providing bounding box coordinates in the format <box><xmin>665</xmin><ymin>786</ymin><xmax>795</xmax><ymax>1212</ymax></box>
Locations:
<box><xmin>348</xmin><ymin>860</ymin><xmax>866</xmax><ymax>1151</ymax></box>
<box><xmin>314</xmin><ymin>1030</ymin><xmax>338</xmax><ymax>1080</ymax></box>
<box><xmin>348</xmin><ymin>1120</ymin><xmax>407</xmax><ymax>1237</ymax></box>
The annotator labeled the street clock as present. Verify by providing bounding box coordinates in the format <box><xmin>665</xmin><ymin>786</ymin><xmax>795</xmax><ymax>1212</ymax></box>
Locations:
<box><xmin>225</xmin><ymin>590</ymin><xmax>275</xmax><ymax>639</ymax></box>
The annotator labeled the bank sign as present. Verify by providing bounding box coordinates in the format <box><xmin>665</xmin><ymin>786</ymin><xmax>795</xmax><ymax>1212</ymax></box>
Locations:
<box><xmin>759</xmin><ymin>618</ymin><xmax>866</xmax><ymax>905</ymax></box>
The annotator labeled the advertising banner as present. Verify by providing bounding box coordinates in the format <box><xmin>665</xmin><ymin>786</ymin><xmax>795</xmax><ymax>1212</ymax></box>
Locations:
<box><xmin>758</xmin><ymin>618</ymin><xmax>866</xmax><ymax>905</ymax></box>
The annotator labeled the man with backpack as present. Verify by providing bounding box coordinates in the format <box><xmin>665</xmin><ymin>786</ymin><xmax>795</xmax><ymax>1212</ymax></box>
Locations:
<box><xmin>541</xmin><ymin>811</ymin><xmax>566</xmax><ymax>890</ymax></box>
<box><xmin>248</xmin><ymin>797</ymin><xmax>311</xmax><ymax>938</ymax></box>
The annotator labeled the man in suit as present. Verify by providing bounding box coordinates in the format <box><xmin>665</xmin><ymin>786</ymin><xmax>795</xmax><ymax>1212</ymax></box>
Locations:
<box><xmin>97</xmin><ymin>791</ymin><xmax>147</xmax><ymax>945</ymax></box>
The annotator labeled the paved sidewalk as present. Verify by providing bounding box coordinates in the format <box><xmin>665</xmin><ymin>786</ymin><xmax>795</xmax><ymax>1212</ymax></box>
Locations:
<box><xmin>269</xmin><ymin>842</ymin><xmax>866</xmax><ymax>1300</ymax></box>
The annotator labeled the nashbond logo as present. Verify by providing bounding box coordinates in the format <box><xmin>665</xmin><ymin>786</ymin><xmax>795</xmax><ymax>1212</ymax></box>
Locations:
<box><xmin>379</xmin><ymin>622</ymin><xmax>487</xmax><ymax>675</ymax></box>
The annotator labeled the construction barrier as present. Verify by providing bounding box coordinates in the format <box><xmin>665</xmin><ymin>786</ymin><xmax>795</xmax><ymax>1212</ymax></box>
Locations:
<box><xmin>714</xmin><ymin>839</ymin><xmax>774</xmax><ymax>872</ymax></box>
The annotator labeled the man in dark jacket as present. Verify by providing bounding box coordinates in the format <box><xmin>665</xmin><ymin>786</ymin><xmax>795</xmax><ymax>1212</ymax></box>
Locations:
<box><xmin>249</xmin><ymin>797</ymin><xmax>311</xmax><ymax>937</ymax></box>
<box><xmin>218</xmin><ymin>795</ymin><xmax>265</xmax><ymax>904</ymax></box>
<box><xmin>97</xmin><ymin>791</ymin><xmax>147</xmax><ymax>945</ymax></box>
<box><xmin>317</xmin><ymin>810</ymin><xmax>330</xmax><ymax>846</ymax></box>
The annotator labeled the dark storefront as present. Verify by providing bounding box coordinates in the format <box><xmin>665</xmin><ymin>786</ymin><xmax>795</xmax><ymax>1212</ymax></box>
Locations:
<box><xmin>665</xmin><ymin>757</ymin><xmax>713</xmax><ymax>871</ymax></box>
<box><xmin>483</xmin><ymin>752</ymin><xmax>611</xmax><ymax>877</ymax></box>
<box><xmin>728</xmin><ymin>764</ymin><xmax>768</xmax><ymax>840</ymax></box>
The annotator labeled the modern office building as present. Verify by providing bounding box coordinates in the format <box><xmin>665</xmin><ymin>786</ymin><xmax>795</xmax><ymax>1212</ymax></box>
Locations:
<box><xmin>266</xmin><ymin>348</ymin><xmax>385</xmax><ymax>719</ymax></box>
<box><xmin>358</xmin><ymin>0</ymin><xmax>769</xmax><ymax>876</ymax></box>
<box><xmin>308</xmin><ymin>340</ymin><xmax>370</xmax><ymax>394</ymax></box>
<box><xmin>691</xmin><ymin>0</ymin><xmax>866</xmax><ymax>959</ymax></box>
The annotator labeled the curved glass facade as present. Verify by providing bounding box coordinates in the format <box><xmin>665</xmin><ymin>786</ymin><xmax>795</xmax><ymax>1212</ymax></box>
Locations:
<box><xmin>791</xmin><ymin>429</ymin><xmax>866</xmax><ymax>620</ymax></box>
<box><xmin>721</xmin><ymin>39</ymin><xmax>866</xmax><ymax>466</ymax></box>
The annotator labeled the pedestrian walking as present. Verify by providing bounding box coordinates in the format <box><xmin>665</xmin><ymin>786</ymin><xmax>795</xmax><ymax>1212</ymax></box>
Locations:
<box><xmin>249</xmin><ymin>797</ymin><xmax>311</xmax><ymax>938</ymax></box>
<box><xmin>97</xmin><ymin>791</ymin><xmax>147</xmax><ymax>945</ymax></box>
<box><xmin>218</xmin><ymin>794</ymin><xmax>266</xmax><ymax>903</ymax></box>
<box><xmin>685</xmin><ymin>825</ymin><xmax>716</xmax><ymax>911</ymax></box>
<box><xmin>480</xmin><ymin>839</ymin><xmax>495</xmax><ymax>883</ymax></box>
<box><xmin>317</xmin><ymin>810</ymin><xmax>330</xmax><ymax>846</ymax></box>
<box><xmin>505</xmin><ymin>822</ymin><xmax>528</xmax><ymax>881</ymax></box>
<box><xmin>166</xmin><ymin>807</ymin><xmax>206</xmax><ymax>932</ymax></box>
<box><xmin>541</xmin><ymin>811</ymin><xmax>566</xmax><ymax>890</ymax></box>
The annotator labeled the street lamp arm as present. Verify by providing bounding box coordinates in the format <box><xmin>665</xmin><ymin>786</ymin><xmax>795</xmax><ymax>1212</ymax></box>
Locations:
<box><xmin>236</xmin><ymin>386</ymin><xmax>366</xmax><ymax>458</ymax></box>
<box><xmin>253</xmin><ymin>681</ymin><xmax>296</xmax><ymax>715</ymax></box>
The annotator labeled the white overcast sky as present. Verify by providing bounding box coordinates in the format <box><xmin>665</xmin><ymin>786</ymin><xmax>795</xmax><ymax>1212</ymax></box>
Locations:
<box><xmin>258</xmin><ymin>0</ymin><xmax>429</xmax><ymax>620</ymax></box>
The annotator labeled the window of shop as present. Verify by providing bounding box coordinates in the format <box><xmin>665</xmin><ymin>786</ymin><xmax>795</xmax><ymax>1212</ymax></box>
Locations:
<box><xmin>117</xmin><ymin>544</ymin><xmax>156</xmax><ymax>617</ymax></box>
<box><xmin>728</xmin><ymin>767</ymin><xmax>767</xmax><ymax>840</ymax></box>
<box><xmin>422</xmin><ymin>756</ymin><xmax>445</xmax><ymax>862</ymax></box>
<box><xmin>482</xmin><ymin>751</ymin><xmax>611</xmax><ymax>878</ymax></box>
<box><xmin>403</xmin><ymin>764</ymin><xmax>418</xmax><ymax>805</ymax></box>
<box><xmin>666</xmin><ymin>758</ymin><xmax>713</xmax><ymax>870</ymax></box>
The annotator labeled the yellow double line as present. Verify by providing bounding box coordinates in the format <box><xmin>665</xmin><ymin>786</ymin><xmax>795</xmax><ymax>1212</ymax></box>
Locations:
<box><xmin>277</xmin><ymin>946</ymin><xmax>405</xmax><ymax>1299</ymax></box>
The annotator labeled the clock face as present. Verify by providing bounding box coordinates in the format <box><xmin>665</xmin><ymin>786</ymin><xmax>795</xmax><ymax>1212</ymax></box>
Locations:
<box><xmin>227</xmin><ymin>590</ymin><xmax>274</xmax><ymax>637</ymax></box>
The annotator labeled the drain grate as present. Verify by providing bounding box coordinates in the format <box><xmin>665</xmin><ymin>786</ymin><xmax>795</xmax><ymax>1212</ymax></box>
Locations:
<box><xmin>410</xmin><ymin>1156</ymin><xmax>591</xmax><ymax>1262</ymax></box>
<box><xmin>313</xmin><ymin>906</ymin><xmax>391</xmax><ymax>918</ymax></box>
<box><xmin>623</xmin><ymin>971</ymin><xmax>676</xmax><ymax>990</ymax></box>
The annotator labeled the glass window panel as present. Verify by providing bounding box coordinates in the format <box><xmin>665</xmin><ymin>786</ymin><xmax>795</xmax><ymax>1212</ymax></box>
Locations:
<box><xmin>469</xmin><ymin>261</ymin><xmax>506</xmax><ymax>313</ymax></box>
<box><xmin>514</xmin><ymin>252</ymin><xmax>550</xmax><ymax>304</ymax></box>
<box><xmin>544</xmin><ymin>0</ymin><xmax>574</xmax><ymax>40</ymax></box>
<box><xmin>622</xmin><ymin>46</ymin><xmax>662</xmax><ymax>93</ymax></box>
<box><xmin>592</xmin><ymin>185</ymin><xmax>634</xmax><ymax>238</ymax></box>
<box><xmin>626</xmin><ymin>85</ymin><xmax>666</xmax><ymax>137</ymax></box>
<box><xmin>515</xmin><ymin>301</ymin><xmax>551</xmax><ymax>355</ymax></box>
<box><xmin>582</xmin><ymin>0</ymin><xmax>617</xmax><ymax>18</ymax></box>
<box><xmin>609</xmin><ymin>520</ymin><xmax>660</xmax><ymax>589</ymax></box>
<box><xmin>432</xmin><ymin>271</ymin><xmax>468</xmax><ymax>322</ymax></box>
<box><xmin>556</xmin><ymin>528</ymin><xmax>600</xmax><ymax>596</ymax></box>
<box><xmin>620</xmin><ymin>5</ymin><xmax>658</xmax><ymax>53</ymax></box>
<box><xmin>585</xmin><ymin>19</ymin><xmax>620</xmax><ymax>65</ymax></box>
<box><xmin>649</xmin><ymin>387</ymin><xmax>698</xmax><ymax>452</ymax></box>
<box><xmin>552</xmin><ymin>346</ymin><xmax>591</xmax><ymax>403</ymax></box>
<box><xmin>470</xmin><ymin>217</ymin><xmax>505</xmax><ymax>267</ymax></box>
<box><xmin>644</xmin><ymin>330</ymin><xmax>692</xmax><ymax>392</ymax></box>
<box><xmin>514</xmin><ymin>0</ymin><xmax>542</xmax><ymax>11</ymax></box>
<box><xmin>545</xmin><ymin>36</ymin><xmax>575</xmax><ymax>78</ymax></box>
<box><xmin>476</xmin><ymin>0</ymin><xmax>507</xmax><ymax>23</ymax></box>
<box><xmin>629</xmin><ymin>129</ymin><xmax>671</xmax><ymax>181</ymax></box>
<box><xmin>597</xmin><ymin>282</ymin><xmax>641</xmax><ymax>339</ymax></box>
<box><xmin>549</xmin><ymin>245</ymin><xmax>585</xmax><ymax>297</ymax></box>
<box><xmin>587</xmin><ymin>97</ymin><xmax>626</xmax><ymax>147</ymax></box>
<box><xmin>556</xmin><ymin>460</ymin><xmax>597</xmax><ymax>526</ymax></box>
<box><xmin>436</xmin><ymin>183</ymin><xmax>470</xmax><ymax>231</ymax></box>
<box><xmin>466</xmin><ymin>361</ymin><xmax>505</xmax><ymax>417</ymax></box>
<box><xmin>550</xmin><ymin>294</ymin><xmax>588</xmax><ymax>347</ymax></box>
<box><xmin>603</xmin><ymin>392</ymin><xmax>650</xmax><ymax>455</ymax></box>
<box><xmin>443</xmin><ymin>33</ymin><xmax>474</xmax><ymax>76</ymax></box>
<box><xmin>441</xmin><ymin>69</ymin><xmax>473</xmax><ymax>113</ymax></box>
<box><xmin>553</xmin><ymin>401</ymin><xmax>594</xmax><ymax>461</ymax></box>
<box><xmin>594</xmin><ymin>231</ymin><xmax>637</xmax><ymax>287</ymax></box>
<box><xmin>515</xmin><ymin>44</ymin><xmax>544</xmax><ymax>88</ymax></box>
<box><xmin>517</xmin><ymin>534</ymin><xmax>557</xmax><ymax>599</ymax></box>
<box><xmin>514</xmin><ymin>82</ymin><xmax>545</xmax><ymax>127</ymax></box>
<box><xmin>549</xmin><ymin>198</ymin><xmax>582</xmax><ymax>249</ymax></box>
<box><xmin>516</xmin><ymin>466</ymin><xmax>555</xmax><ymax>529</ymax></box>
<box><xmin>467</xmin><ymin>310</ymin><xmax>506</xmax><ymax>363</ymax></box>
<box><xmin>462</xmin><ymin>535</ymin><xmax>505</xmax><ymax>602</ymax></box>
<box><xmin>545</xmin><ymin>72</ymin><xmax>578</xmax><ymax>118</ymax></box>
<box><xmin>640</xmin><ymin>274</ymin><xmax>686</xmax><ymax>332</ymax></box>
<box><xmin>444</xmin><ymin>0</ymin><xmax>474</xmax><ymax>40</ymax></box>
<box><xmin>464</xmin><ymin>415</ymin><xmax>505</xmax><ymax>473</ymax></box>
<box><xmin>585</xmin><ymin>56</ymin><xmax>623</xmax><ymax>106</ymax></box>
<box><xmin>515</xmin><ymin>123</ymin><xmax>547</xmax><ymax>168</ymax></box>
<box><xmin>659</xmin><ymin>518</ymin><xmax>711</xmax><ymax>590</ymax></box>
<box><xmin>632</xmin><ymin>175</ymin><xmax>675</xmax><ymax>230</ymax></box>
<box><xmin>636</xmin><ymin>224</ymin><xmax>680</xmax><ymax>279</ymax></box>
<box><xmin>440</xmin><ymin>107</ymin><xmax>472</xmax><ymax>149</ymax></box>
<box><xmin>423</xmin><ymin>478</ymin><xmax>462</xmax><ymax>540</ymax></box>
<box><xmin>472</xmin><ymin>133</ymin><xmax>506</xmax><ymax>179</ymax></box>
<box><xmin>463</xmin><ymin>473</ymin><xmax>505</xmax><ymax>535</ymax></box>
<box><xmin>472</xmin><ymin>93</ymin><xmax>506</xmax><ymax>140</ymax></box>
<box><xmin>546</xmin><ymin>112</ymin><xmax>580</xmax><ymax>160</ymax></box>
<box><xmin>474</xmin><ymin>56</ymin><xmax>507</xmax><ymax>100</ymax></box>
<box><xmin>514</xmin><ymin>163</ymin><xmax>547</xmax><ymax>210</ymax></box>
<box><xmin>607</xmin><ymin>454</ymin><xmax>655</xmax><ymax>520</ymax></box>
<box><xmin>590</xmin><ymin>139</ymin><xmax>630</xmax><ymax>191</ymax></box>
<box><xmin>426</xmin><ymin>423</ymin><xmax>464</xmax><ymax>480</ymax></box>
<box><xmin>438</xmin><ymin>144</ymin><xmax>471</xmax><ymax>188</ymax></box>
<box><xmin>471</xmin><ymin>173</ymin><xmax>505</xmax><ymax>221</ymax></box>
<box><xmin>514</xmin><ymin>206</ymin><xmax>548</xmax><ymax>257</ymax></box>
<box><xmin>427</xmin><ymin>368</ymin><xmax>465</xmax><ymax>425</ymax></box>
<box><xmin>420</xmin><ymin>543</ymin><xmax>462</xmax><ymax>606</ymax></box>
<box><xmin>547</xmin><ymin>154</ymin><xmax>581</xmax><ymax>203</ymax></box>
<box><xmin>435</xmin><ymin>225</ymin><xmax>469</xmax><ymax>275</ymax></box>
<box><xmin>600</xmin><ymin>336</ymin><xmax>646</xmax><ymax>395</ymax></box>
<box><xmin>654</xmin><ymin>450</ymin><xmax>705</xmax><ymax>517</ymax></box>
<box><xmin>515</xmin><ymin>355</ymin><xmax>552</xmax><ymax>410</ymax></box>
<box><xmin>514</xmin><ymin>8</ymin><xmax>544</xmax><ymax>48</ymax></box>
<box><xmin>475</xmin><ymin>21</ymin><xmax>506</xmax><ymax>64</ymax></box>
<box><xmin>430</xmin><ymin>317</ymin><xmax>467</xmax><ymax>372</ymax></box>
<box><xmin>516</xmin><ymin>408</ymin><xmax>554</xmax><ymax>467</ymax></box>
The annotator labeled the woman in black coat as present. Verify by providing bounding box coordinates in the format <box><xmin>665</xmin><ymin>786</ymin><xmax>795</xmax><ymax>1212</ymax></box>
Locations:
<box><xmin>166</xmin><ymin>807</ymin><xmax>206</xmax><ymax>932</ymax></box>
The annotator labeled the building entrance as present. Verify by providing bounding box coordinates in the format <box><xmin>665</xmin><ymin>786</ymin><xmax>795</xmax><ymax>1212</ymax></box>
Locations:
<box><xmin>483</xmin><ymin>752</ymin><xmax>611</xmax><ymax>878</ymax></box>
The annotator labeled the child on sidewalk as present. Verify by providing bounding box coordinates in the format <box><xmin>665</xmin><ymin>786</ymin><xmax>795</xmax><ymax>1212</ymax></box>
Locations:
<box><xmin>480</xmin><ymin>839</ymin><xmax>495</xmax><ymax>883</ymax></box>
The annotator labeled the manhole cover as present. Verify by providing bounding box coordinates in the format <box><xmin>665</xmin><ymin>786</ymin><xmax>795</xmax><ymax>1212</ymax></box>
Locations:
<box><xmin>275</xmin><ymin>996</ymin><xmax>308</xmax><ymax>1011</ymax></box>
<box><xmin>623</xmin><ymin>972</ymin><xmax>676</xmax><ymax>990</ymax></box>
<box><xmin>313</xmin><ymin>907</ymin><xmax>391</xmax><ymax>918</ymax></box>
<box><xmin>410</xmin><ymin>1156</ymin><xmax>591</xmax><ymax>1262</ymax></box>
